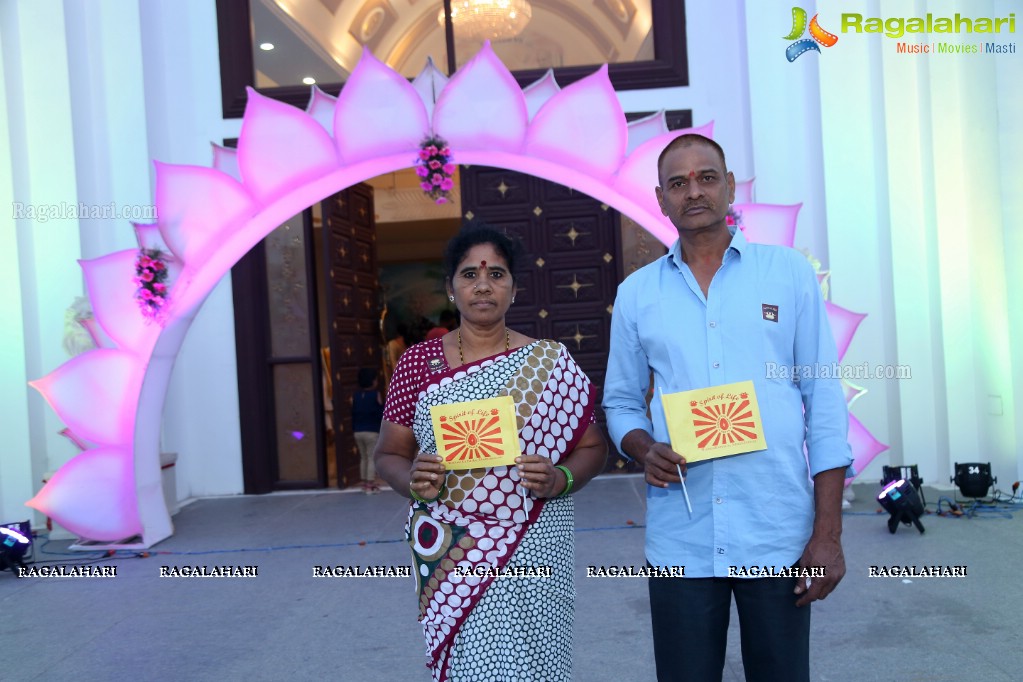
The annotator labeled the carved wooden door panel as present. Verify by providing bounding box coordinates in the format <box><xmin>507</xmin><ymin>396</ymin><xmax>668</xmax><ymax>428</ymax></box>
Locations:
<box><xmin>323</xmin><ymin>183</ymin><xmax>382</xmax><ymax>488</ymax></box>
<box><xmin>460</xmin><ymin>166</ymin><xmax>622</xmax><ymax>469</ymax></box>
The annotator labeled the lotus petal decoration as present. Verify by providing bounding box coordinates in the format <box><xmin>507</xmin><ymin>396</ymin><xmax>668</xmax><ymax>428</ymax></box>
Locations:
<box><xmin>237</xmin><ymin>88</ymin><xmax>338</xmax><ymax>203</ymax></box>
<box><xmin>625</xmin><ymin>110</ymin><xmax>669</xmax><ymax>155</ymax></box>
<box><xmin>80</xmin><ymin>250</ymin><xmax>151</xmax><ymax>351</ymax></box>
<box><xmin>156</xmin><ymin>162</ymin><xmax>255</xmax><ymax>265</ymax></box>
<box><xmin>846</xmin><ymin>414</ymin><xmax>888</xmax><ymax>483</ymax></box>
<box><xmin>29</xmin><ymin>349</ymin><xmax>141</xmax><ymax>446</ymax></box>
<box><xmin>335</xmin><ymin>50</ymin><xmax>429</xmax><ymax>163</ymax></box>
<box><xmin>433</xmin><ymin>43</ymin><xmax>528</xmax><ymax>153</ymax></box>
<box><xmin>306</xmin><ymin>85</ymin><xmax>337</xmax><ymax>134</ymax></box>
<box><xmin>841</xmin><ymin>378</ymin><xmax>868</xmax><ymax>407</ymax></box>
<box><xmin>612</xmin><ymin>122</ymin><xmax>715</xmax><ymax>246</ymax></box>
<box><xmin>133</xmin><ymin>221</ymin><xmax>169</xmax><ymax>253</ymax></box>
<box><xmin>825</xmin><ymin>302</ymin><xmax>867</xmax><ymax>362</ymax></box>
<box><xmin>26</xmin><ymin>448</ymin><xmax>142</xmax><ymax>541</ymax></box>
<box><xmin>522</xmin><ymin>69</ymin><xmax>560</xmax><ymax>121</ymax></box>
<box><xmin>211</xmin><ymin>143</ymin><xmax>241</xmax><ymax>182</ymax></box>
<box><xmin>412</xmin><ymin>56</ymin><xmax>450</xmax><ymax>117</ymax></box>
<box><xmin>733</xmin><ymin>203</ymin><xmax>800</xmax><ymax>248</ymax></box>
<box><xmin>733</xmin><ymin>178</ymin><xmax>755</xmax><ymax>204</ymax></box>
<box><xmin>526</xmin><ymin>65</ymin><xmax>626</xmax><ymax>182</ymax></box>
<box><xmin>80</xmin><ymin>317</ymin><xmax>115</xmax><ymax>350</ymax></box>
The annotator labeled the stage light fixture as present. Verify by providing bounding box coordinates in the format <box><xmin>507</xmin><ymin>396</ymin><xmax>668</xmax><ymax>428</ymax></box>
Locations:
<box><xmin>951</xmin><ymin>462</ymin><xmax>995</xmax><ymax>500</ymax></box>
<box><xmin>881</xmin><ymin>465</ymin><xmax>924</xmax><ymax>506</ymax></box>
<box><xmin>877</xmin><ymin>479</ymin><xmax>925</xmax><ymax>534</ymax></box>
<box><xmin>0</xmin><ymin>521</ymin><xmax>32</xmax><ymax>573</ymax></box>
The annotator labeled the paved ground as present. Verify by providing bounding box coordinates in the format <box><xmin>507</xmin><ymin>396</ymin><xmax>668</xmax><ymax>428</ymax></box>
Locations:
<box><xmin>2</xmin><ymin>476</ymin><xmax>1021</xmax><ymax>681</ymax></box>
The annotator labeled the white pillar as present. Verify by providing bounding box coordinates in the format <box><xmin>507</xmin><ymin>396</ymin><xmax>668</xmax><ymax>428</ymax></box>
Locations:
<box><xmin>1</xmin><ymin>0</ymin><xmax>83</xmax><ymax>527</ymax></box>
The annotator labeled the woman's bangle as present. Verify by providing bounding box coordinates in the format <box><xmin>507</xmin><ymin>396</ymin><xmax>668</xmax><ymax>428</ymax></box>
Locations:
<box><xmin>554</xmin><ymin>465</ymin><xmax>574</xmax><ymax>497</ymax></box>
<box><xmin>410</xmin><ymin>479</ymin><xmax>446</xmax><ymax>504</ymax></box>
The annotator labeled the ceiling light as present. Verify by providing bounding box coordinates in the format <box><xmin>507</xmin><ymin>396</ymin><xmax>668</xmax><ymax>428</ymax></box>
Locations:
<box><xmin>438</xmin><ymin>0</ymin><xmax>533</xmax><ymax>42</ymax></box>
<box><xmin>302</xmin><ymin>77</ymin><xmax>316</xmax><ymax>85</ymax></box>
<box><xmin>259</xmin><ymin>42</ymin><xmax>275</xmax><ymax>51</ymax></box>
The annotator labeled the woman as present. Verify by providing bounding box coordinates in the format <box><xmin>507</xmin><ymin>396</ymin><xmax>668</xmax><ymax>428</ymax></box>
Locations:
<box><xmin>375</xmin><ymin>224</ymin><xmax>607</xmax><ymax>682</ymax></box>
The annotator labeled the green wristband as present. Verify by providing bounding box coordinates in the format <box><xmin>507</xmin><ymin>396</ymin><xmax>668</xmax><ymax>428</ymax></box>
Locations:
<box><xmin>555</xmin><ymin>465</ymin><xmax>574</xmax><ymax>497</ymax></box>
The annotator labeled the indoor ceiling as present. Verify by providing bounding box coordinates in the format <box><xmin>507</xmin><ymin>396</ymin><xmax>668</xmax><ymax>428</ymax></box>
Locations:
<box><xmin>251</xmin><ymin>0</ymin><xmax>654</xmax><ymax>88</ymax></box>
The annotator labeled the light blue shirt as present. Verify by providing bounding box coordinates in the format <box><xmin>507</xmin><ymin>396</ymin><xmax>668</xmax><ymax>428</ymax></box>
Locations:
<box><xmin>603</xmin><ymin>228</ymin><xmax>853</xmax><ymax>577</ymax></box>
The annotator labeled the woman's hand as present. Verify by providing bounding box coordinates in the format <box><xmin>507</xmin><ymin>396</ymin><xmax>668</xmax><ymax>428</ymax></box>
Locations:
<box><xmin>410</xmin><ymin>452</ymin><xmax>447</xmax><ymax>501</ymax></box>
<box><xmin>515</xmin><ymin>455</ymin><xmax>565</xmax><ymax>498</ymax></box>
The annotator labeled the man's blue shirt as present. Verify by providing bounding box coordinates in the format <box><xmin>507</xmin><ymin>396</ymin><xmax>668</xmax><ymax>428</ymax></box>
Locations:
<box><xmin>603</xmin><ymin>228</ymin><xmax>853</xmax><ymax>577</ymax></box>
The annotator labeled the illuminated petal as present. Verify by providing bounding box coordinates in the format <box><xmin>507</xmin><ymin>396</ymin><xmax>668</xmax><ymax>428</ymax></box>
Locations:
<box><xmin>133</xmin><ymin>221</ymin><xmax>167</xmax><ymax>253</ymax></box>
<box><xmin>237</xmin><ymin>88</ymin><xmax>339</xmax><ymax>203</ymax></box>
<box><xmin>26</xmin><ymin>448</ymin><xmax>142</xmax><ymax>541</ymax></box>
<box><xmin>433</xmin><ymin>42</ymin><xmax>527</xmax><ymax>153</ymax></box>
<box><xmin>80</xmin><ymin>318</ymin><xmax>115</xmax><ymax>350</ymax></box>
<box><xmin>612</xmin><ymin>122</ymin><xmax>715</xmax><ymax>245</ymax></box>
<box><xmin>211</xmin><ymin>143</ymin><xmax>241</xmax><ymax>182</ymax></box>
<box><xmin>306</xmin><ymin>85</ymin><xmax>337</xmax><ymax>134</ymax></box>
<box><xmin>156</xmin><ymin>161</ymin><xmax>255</xmax><ymax>264</ymax></box>
<box><xmin>80</xmin><ymin>250</ymin><xmax>151</xmax><ymax>350</ymax></box>
<box><xmin>29</xmin><ymin>349</ymin><xmax>141</xmax><ymax>446</ymax></box>
<box><xmin>335</xmin><ymin>50</ymin><xmax>428</xmax><ymax>163</ymax></box>
<box><xmin>826</xmin><ymin>302</ymin><xmax>867</xmax><ymax>361</ymax></box>
<box><xmin>846</xmin><ymin>414</ymin><xmax>888</xmax><ymax>483</ymax></box>
<box><xmin>526</xmin><ymin>65</ymin><xmax>626</xmax><ymax>182</ymax></box>
<box><xmin>733</xmin><ymin>203</ymin><xmax>800</xmax><ymax>248</ymax></box>
<box><xmin>411</xmin><ymin>56</ymin><xmax>449</xmax><ymax>118</ymax></box>
<box><xmin>733</xmin><ymin>178</ymin><xmax>755</xmax><ymax>204</ymax></box>
<box><xmin>522</xmin><ymin>69</ymin><xmax>560</xmax><ymax>121</ymax></box>
<box><xmin>841</xmin><ymin>378</ymin><xmax>868</xmax><ymax>407</ymax></box>
<box><xmin>626</xmin><ymin>110</ymin><xmax>668</xmax><ymax>155</ymax></box>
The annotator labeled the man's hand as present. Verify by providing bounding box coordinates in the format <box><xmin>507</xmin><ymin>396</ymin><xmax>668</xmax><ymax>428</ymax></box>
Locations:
<box><xmin>621</xmin><ymin>430</ymin><xmax>688</xmax><ymax>488</ymax></box>
<box><xmin>642</xmin><ymin>442</ymin><xmax>687</xmax><ymax>488</ymax></box>
<box><xmin>793</xmin><ymin>533</ymin><xmax>845</xmax><ymax>607</ymax></box>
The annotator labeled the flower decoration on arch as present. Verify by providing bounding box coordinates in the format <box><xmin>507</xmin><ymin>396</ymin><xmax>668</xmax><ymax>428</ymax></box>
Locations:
<box><xmin>133</xmin><ymin>249</ymin><xmax>170</xmax><ymax>323</ymax></box>
<box><xmin>416</xmin><ymin>134</ymin><xmax>455</xmax><ymax>204</ymax></box>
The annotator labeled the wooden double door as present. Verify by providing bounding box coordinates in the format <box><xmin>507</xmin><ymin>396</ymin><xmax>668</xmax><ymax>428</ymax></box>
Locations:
<box><xmin>237</xmin><ymin>169</ymin><xmax>633</xmax><ymax>493</ymax></box>
<box><xmin>459</xmin><ymin>166</ymin><xmax>624</xmax><ymax>469</ymax></box>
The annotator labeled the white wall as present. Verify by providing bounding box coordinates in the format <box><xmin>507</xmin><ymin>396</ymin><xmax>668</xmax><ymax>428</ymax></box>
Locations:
<box><xmin>138</xmin><ymin>0</ymin><xmax>244</xmax><ymax>499</ymax></box>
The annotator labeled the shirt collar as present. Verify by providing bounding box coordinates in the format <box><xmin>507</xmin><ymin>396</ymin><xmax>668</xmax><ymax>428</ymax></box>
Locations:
<box><xmin>668</xmin><ymin>225</ymin><xmax>747</xmax><ymax>271</ymax></box>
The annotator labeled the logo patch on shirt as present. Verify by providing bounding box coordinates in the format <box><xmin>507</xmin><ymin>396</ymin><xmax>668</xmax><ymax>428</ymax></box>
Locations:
<box><xmin>427</xmin><ymin>357</ymin><xmax>445</xmax><ymax>372</ymax></box>
<box><xmin>762</xmin><ymin>304</ymin><xmax>779</xmax><ymax>322</ymax></box>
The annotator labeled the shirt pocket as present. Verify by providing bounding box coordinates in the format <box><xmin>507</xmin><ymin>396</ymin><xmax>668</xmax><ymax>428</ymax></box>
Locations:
<box><xmin>754</xmin><ymin>279</ymin><xmax>797</xmax><ymax>365</ymax></box>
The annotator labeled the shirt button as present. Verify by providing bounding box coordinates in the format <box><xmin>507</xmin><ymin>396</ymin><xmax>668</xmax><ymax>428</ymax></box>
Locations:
<box><xmin>709</xmin><ymin>321</ymin><xmax>717</xmax><ymax>328</ymax></box>
<box><xmin>715</xmin><ymin>497</ymin><xmax>723</xmax><ymax>504</ymax></box>
<box><xmin>712</xmin><ymin>362</ymin><xmax>720</xmax><ymax>368</ymax></box>
<box><xmin>716</xmin><ymin>548</ymin><xmax>725</xmax><ymax>554</ymax></box>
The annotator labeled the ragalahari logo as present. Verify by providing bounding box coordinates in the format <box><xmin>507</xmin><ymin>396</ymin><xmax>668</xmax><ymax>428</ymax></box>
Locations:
<box><xmin>784</xmin><ymin>7</ymin><xmax>839</xmax><ymax>61</ymax></box>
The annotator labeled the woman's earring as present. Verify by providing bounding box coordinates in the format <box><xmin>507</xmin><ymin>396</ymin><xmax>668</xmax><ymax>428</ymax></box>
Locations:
<box><xmin>448</xmin><ymin>295</ymin><xmax>454</xmax><ymax>302</ymax></box>
<box><xmin>511</xmin><ymin>297</ymin><xmax>516</xmax><ymax>304</ymax></box>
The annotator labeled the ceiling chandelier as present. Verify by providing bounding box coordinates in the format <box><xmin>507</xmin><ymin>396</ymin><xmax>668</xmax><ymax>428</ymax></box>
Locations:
<box><xmin>438</xmin><ymin>0</ymin><xmax>533</xmax><ymax>42</ymax></box>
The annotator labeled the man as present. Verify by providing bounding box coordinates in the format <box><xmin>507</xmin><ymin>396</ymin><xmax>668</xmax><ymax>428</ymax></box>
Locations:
<box><xmin>603</xmin><ymin>134</ymin><xmax>853</xmax><ymax>682</ymax></box>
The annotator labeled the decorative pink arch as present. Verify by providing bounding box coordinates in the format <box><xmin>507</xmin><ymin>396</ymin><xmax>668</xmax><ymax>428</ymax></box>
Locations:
<box><xmin>27</xmin><ymin>45</ymin><xmax>883</xmax><ymax>546</ymax></box>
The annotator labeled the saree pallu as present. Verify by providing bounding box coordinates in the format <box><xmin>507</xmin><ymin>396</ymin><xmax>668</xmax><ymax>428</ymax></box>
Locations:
<box><xmin>405</xmin><ymin>340</ymin><xmax>594</xmax><ymax>682</ymax></box>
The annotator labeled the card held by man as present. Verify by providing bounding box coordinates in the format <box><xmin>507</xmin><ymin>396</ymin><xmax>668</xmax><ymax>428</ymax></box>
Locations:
<box><xmin>661</xmin><ymin>380</ymin><xmax>767</xmax><ymax>463</ymax></box>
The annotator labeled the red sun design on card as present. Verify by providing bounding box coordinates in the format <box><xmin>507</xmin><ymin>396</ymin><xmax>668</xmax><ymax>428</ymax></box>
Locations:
<box><xmin>440</xmin><ymin>416</ymin><xmax>505</xmax><ymax>462</ymax></box>
<box><xmin>691</xmin><ymin>399</ymin><xmax>759</xmax><ymax>449</ymax></box>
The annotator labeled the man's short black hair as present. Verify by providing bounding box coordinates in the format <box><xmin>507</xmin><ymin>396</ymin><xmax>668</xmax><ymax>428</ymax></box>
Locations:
<box><xmin>657</xmin><ymin>133</ymin><xmax>728</xmax><ymax>185</ymax></box>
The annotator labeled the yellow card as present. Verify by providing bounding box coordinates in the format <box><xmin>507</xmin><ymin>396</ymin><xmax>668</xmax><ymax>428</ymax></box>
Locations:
<box><xmin>661</xmin><ymin>380</ymin><xmax>767</xmax><ymax>463</ymax></box>
<box><xmin>430</xmin><ymin>396</ymin><xmax>521</xmax><ymax>470</ymax></box>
